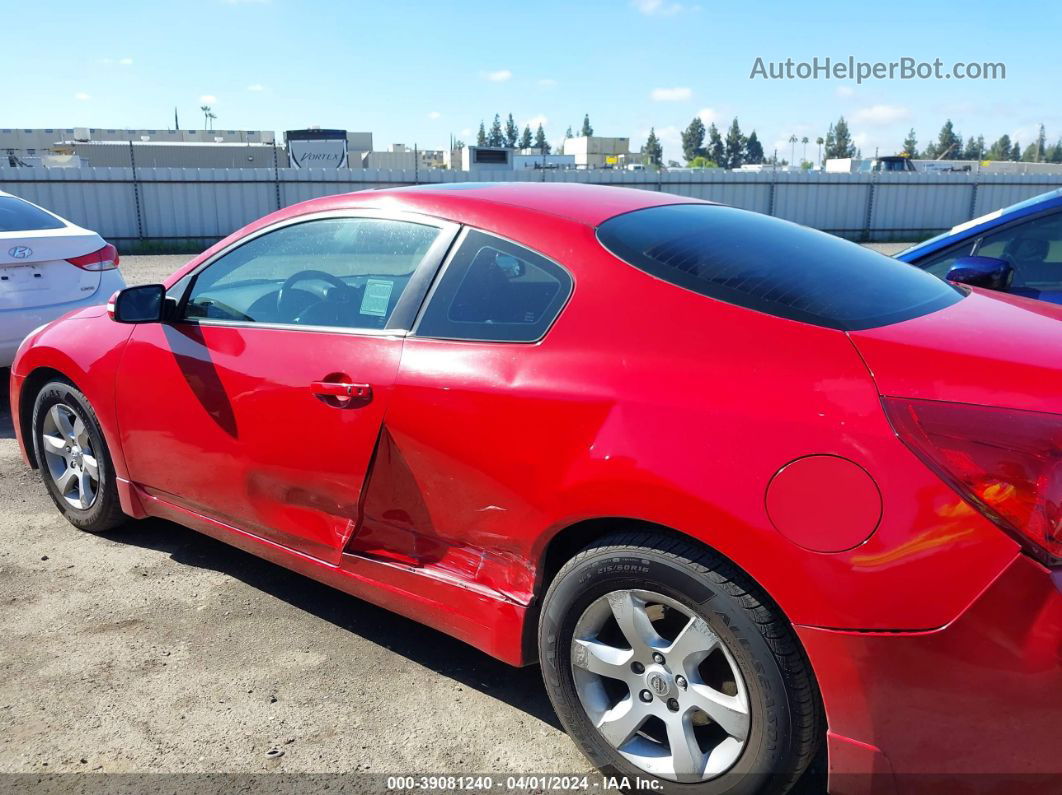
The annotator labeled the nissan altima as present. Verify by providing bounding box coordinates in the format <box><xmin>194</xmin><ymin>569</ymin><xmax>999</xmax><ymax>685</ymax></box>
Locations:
<box><xmin>9</xmin><ymin>184</ymin><xmax>1062</xmax><ymax>794</ymax></box>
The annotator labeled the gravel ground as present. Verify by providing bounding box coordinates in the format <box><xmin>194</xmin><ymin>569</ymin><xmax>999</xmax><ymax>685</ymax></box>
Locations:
<box><xmin>0</xmin><ymin>243</ymin><xmax>907</xmax><ymax>791</ymax></box>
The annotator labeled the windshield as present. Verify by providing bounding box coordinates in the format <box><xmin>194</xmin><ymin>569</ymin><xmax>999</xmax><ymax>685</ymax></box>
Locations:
<box><xmin>597</xmin><ymin>203</ymin><xmax>963</xmax><ymax>331</ymax></box>
<box><xmin>0</xmin><ymin>196</ymin><xmax>66</xmax><ymax>232</ymax></box>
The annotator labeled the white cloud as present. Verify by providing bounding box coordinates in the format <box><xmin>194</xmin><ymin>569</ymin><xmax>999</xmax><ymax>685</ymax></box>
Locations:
<box><xmin>523</xmin><ymin>115</ymin><xmax>549</xmax><ymax>130</ymax></box>
<box><xmin>459</xmin><ymin>128</ymin><xmax>473</xmax><ymax>138</ymax></box>
<box><xmin>427</xmin><ymin>111</ymin><xmax>442</xmax><ymax>120</ymax></box>
<box><xmin>199</xmin><ymin>94</ymin><xmax>217</xmax><ymax>104</ymax></box>
<box><xmin>852</xmin><ymin>104</ymin><xmax>910</xmax><ymax>125</ymax></box>
<box><xmin>118</xmin><ymin>57</ymin><xmax>133</xmax><ymax>65</ymax></box>
<box><xmin>246</xmin><ymin>83</ymin><xmax>265</xmax><ymax>92</ymax></box>
<box><xmin>632</xmin><ymin>0</ymin><xmax>685</xmax><ymax>15</ymax></box>
<box><xmin>97</xmin><ymin>57</ymin><xmax>133</xmax><ymax>66</ymax></box>
<box><xmin>651</xmin><ymin>86</ymin><xmax>692</xmax><ymax>102</ymax></box>
<box><xmin>483</xmin><ymin>69</ymin><xmax>512</xmax><ymax>83</ymax></box>
<box><xmin>224</xmin><ymin>0</ymin><xmax>270</xmax><ymax>4</ymax></box>
<box><xmin>835</xmin><ymin>85</ymin><xmax>855</xmax><ymax>98</ymax></box>
<box><xmin>74</xmin><ymin>92</ymin><xmax>91</xmax><ymax>101</ymax></box>
<box><xmin>697</xmin><ymin>107</ymin><xmax>719</xmax><ymax>126</ymax></box>
<box><xmin>537</xmin><ymin>78</ymin><xmax>557</xmax><ymax>87</ymax></box>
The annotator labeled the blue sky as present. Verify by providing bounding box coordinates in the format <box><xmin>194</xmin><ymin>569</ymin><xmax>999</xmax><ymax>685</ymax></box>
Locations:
<box><xmin>3</xmin><ymin>0</ymin><xmax>1059</xmax><ymax>162</ymax></box>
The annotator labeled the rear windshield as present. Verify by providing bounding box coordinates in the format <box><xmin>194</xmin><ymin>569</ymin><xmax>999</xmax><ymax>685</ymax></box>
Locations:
<box><xmin>0</xmin><ymin>196</ymin><xmax>66</xmax><ymax>232</ymax></box>
<box><xmin>597</xmin><ymin>204</ymin><xmax>962</xmax><ymax>331</ymax></box>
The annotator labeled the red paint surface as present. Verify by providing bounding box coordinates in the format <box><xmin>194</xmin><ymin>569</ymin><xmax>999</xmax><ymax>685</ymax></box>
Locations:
<box><xmin>9</xmin><ymin>184</ymin><xmax>1061</xmax><ymax>779</ymax></box>
<box><xmin>766</xmin><ymin>455</ymin><xmax>882</xmax><ymax>552</ymax></box>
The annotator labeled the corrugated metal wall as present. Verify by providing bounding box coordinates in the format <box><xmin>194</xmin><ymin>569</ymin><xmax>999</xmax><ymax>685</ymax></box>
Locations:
<box><xmin>3</xmin><ymin>166</ymin><xmax>1060</xmax><ymax>245</ymax></box>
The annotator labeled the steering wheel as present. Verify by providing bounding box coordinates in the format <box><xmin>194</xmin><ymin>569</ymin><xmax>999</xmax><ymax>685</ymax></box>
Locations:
<box><xmin>276</xmin><ymin>269</ymin><xmax>348</xmax><ymax>321</ymax></box>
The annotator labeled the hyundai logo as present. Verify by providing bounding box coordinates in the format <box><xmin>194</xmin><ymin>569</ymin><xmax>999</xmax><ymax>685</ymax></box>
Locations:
<box><xmin>8</xmin><ymin>245</ymin><xmax>32</xmax><ymax>259</ymax></box>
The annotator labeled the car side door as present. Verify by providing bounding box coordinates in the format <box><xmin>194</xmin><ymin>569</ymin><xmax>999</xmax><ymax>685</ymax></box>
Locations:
<box><xmin>115</xmin><ymin>211</ymin><xmax>457</xmax><ymax>564</ymax></box>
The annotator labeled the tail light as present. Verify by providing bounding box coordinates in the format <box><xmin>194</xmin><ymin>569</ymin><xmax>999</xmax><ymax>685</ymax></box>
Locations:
<box><xmin>67</xmin><ymin>243</ymin><xmax>119</xmax><ymax>271</ymax></box>
<box><xmin>884</xmin><ymin>396</ymin><xmax>1062</xmax><ymax>566</ymax></box>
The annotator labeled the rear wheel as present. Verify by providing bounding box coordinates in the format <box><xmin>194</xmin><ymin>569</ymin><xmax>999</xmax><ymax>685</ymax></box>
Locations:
<box><xmin>32</xmin><ymin>380</ymin><xmax>126</xmax><ymax>533</ymax></box>
<box><xmin>538</xmin><ymin>531</ymin><xmax>821</xmax><ymax>794</ymax></box>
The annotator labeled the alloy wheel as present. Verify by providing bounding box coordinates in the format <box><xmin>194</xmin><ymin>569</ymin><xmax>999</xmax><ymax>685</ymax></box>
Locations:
<box><xmin>570</xmin><ymin>588</ymin><xmax>750</xmax><ymax>782</ymax></box>
<box><xmin>40</xmin><ymin>403</ymin><xmax>99</xmax><ymax>510</ymax></box>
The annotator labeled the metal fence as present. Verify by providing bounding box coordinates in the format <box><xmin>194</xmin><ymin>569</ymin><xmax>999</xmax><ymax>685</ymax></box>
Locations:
<box><xmin>3</xmin><ymin>165</ymin><xmax>1061</xmax><ymax>248</ymax></box>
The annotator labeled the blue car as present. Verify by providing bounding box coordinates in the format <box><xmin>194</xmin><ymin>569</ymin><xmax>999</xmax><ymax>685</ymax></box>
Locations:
<box><xmin>896</xmin><ymin>187</ymin><xmax>1062</xmax><ymax>305</ymax></box>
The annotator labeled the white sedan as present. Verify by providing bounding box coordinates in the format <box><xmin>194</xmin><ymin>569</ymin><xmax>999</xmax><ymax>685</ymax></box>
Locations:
<box><xmin>0</xmin><ymin>191</ymin><xmax>125</xmax><ymax>367</ymax></box>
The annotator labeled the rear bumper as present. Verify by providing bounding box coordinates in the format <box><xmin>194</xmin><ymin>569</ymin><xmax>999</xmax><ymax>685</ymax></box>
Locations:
<box><xmin>0</xmin><ymin>270</ymin><xmax>125</xmax><ymax>367</ymax></box>
<box><xmin>799</xmin><ymin>553</ymin><xmax>1062</xmax><ymax>793</ymax></box>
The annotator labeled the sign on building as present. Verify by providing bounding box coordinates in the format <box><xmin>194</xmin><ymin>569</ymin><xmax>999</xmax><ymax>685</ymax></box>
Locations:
<box><xmin>284</xmin><ymin>129</ymin><xmax>348</xmax><ymax>169</ymax></box>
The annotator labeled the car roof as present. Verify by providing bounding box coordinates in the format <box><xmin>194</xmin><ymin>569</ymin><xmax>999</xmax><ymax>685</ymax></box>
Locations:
<box><xmin>285</xmin><ymin>182</ymin><xmax>709</xmax><ymax>228</ymax></box>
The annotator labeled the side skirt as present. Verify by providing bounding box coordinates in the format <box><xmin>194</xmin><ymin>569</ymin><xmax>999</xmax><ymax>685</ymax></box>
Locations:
<box><xmin>134</xmin><ymin>486</ymin><xmax>530</xmax><ymax>666</ymax></box>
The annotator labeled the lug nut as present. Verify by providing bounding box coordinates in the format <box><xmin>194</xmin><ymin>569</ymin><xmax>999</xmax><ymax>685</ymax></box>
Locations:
<box><xmin>675</xmin><ymin>676</ymin><xmax>687</xmax><ymax>689</ymax></box>
<box><xmin>667</xmin><ymin>698</ymin><xmax>680</xmax><ymax>712</ymax></box>
<box><xmin>639</xmin><ymin>690</ymin><xmax>653</xmax><ymax>703</ymax></box>
<box><xmin>652</xmin><ymin>652</ymin><xmax>665</xmax><ymax>664</ymax></box>
<box><xmin>631</xmin><ymin>661</ymin><xmax>645</xmax><ymax>674</ymax></box>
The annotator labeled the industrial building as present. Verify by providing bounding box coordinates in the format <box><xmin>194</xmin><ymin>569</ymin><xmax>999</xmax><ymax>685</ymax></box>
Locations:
<box><xmin>561</xmin><ymin>135</ymin><xmax>634</xmax><ymax>168</ymax></box>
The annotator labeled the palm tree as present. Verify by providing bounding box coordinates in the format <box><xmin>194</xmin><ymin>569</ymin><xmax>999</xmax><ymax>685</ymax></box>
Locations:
<box><xmin>801</xmin><ymin>136</ymin><xmax>809</xmax><ymax>163</ymax></box>
<box><xmin>815</xmin><ymin>136</ymin><xmax>824</xmax><ymax>166</ymax></box>
<box><xmin>788</xmin><ymin>135</ymin><xmax>798</xmax><ymax>165</ymax></box>
<box><xmin>200</xmin><ymin>105</ymin><xmax>212</xmax><ymax>130</ymax></box>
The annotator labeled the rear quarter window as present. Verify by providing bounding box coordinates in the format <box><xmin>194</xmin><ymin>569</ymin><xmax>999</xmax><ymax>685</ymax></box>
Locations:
<box><xmin>0</xmin><ymin>196</ymin><xmax>66</xmax><ymax>232</ymax></box>
<box><xmin>597</xmin><ymin>204</ymin><xmax>962</xmax><ymax>331</ymax></box>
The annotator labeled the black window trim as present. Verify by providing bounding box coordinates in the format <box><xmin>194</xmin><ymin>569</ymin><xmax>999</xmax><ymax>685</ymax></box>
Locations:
<box><xmin>410</xmin><ymin>226</ymin><xmax>576</xmax><ymax>344</ymax></box>
<box><xmin>170</xmin><ymin>208</ymin><xmax>460</xmax><ymax>338</ymax></box>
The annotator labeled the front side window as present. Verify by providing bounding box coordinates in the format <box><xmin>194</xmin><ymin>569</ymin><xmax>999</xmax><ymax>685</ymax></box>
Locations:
<box><xmin>972</xmin><ymin>211</ymin><xmax>1062</xmax><ymax>293</ymax></box>
<box><xmin>416</xmin><ymin>230</ymin><xmax>572</xmax><ymax>342</ymax></box>
<box><xmin>184</xmin><ymin>217</ymin><xmax>440</xmax><ymax>331</ymax></box>
<box><xmin>597</xmin><ymin>203</ymin><xmax>963</xmax><ymax>331</ymax></box>
<box><xmin>0</xmin><ymin>196</ymin><xmax>66</xmax><ymax>232</ymax></box>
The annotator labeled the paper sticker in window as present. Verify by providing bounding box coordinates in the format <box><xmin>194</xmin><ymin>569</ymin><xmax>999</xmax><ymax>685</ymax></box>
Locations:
<box><xmin>361</xmin><ymin>279</ymin><xmax>394</xmax><ymax>317</ymax></box>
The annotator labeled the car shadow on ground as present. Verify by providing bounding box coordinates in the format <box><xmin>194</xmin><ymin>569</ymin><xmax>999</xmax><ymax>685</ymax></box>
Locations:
<box><xmin>103</xmin><ymin>517</ymin><xmax>563</xmax><ymax>731</ymax></box>
<box><xmin>0</xmin><ymin>368</ymin><xmax>14</xmax><ymax>439</ymax></box>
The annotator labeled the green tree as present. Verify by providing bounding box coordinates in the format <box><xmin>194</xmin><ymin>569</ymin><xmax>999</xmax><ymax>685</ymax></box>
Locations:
<box><xmin>518</xmin><ymin>125</ymin><xmax>533</xmax><ymax>150</ymax></box>
<box><xmin>986</xmin><ymin>134</ymin><xmax>1011</xmax><ymax>160</ymax></box>
<box><xmin>644</xmin><ymin>127</ymin><xmax>663</xmax><ymax>167</ymax></box>
<box><xmin>901</xmin><ymin>128</ymin><xmax>919</xmax><ymax>158</ymax></box>
<box><xmin>1022</xmin><ymin>143</ymin><xmax>1040</xmax><ymax>162</ymax></box>
<box><xmin>533</xmin><ymin>123</ymin><xmax>551</xmax><ymax>154</ymax></box>
<box><xmin>1035</xmin><ymin>124</ymin><xmax>1047</xmax><ymax>162</ymax></box>
<box><xmin>487</xmin><ymin>114</ymin><xmax>505</xmax><ymax>147</ymax></box>
<box><xmin>962</xmin><ymin>136</ymin><xmax>982</xmax><ymax>161</ymax></box>
<box><xmin>565</xmin><ymin>126</ymin><xmax>573</xmax><ymax>138</ymax></box>
<box><xmin>681</xmin><ymin>116</ymin><xmax>706</xmax><ymax>163</ymax></box>
<box><xmin>1048</xmin><ymin>139</ymin><xmax>1062</xmax><ymax>164</ymax></box>
<box><xmin>932</xmin><ymin>120</ymin><xmax>962</xmax><ymax>159</ymax></box>
<box><xmin>824</xmin><ymin>117</ymin><xmax>856</xmax><ymax>158</ymax></box>
<box><xmin>745</xmin><ymin>131</ymin><xmax>764</xmax><ymax>164</ymax></box>
<box><xmin>689</xmin><ymin>155</ymin><xmax>717</xmax><ymax>168</ymax></box>
<box><xmin>706</xmin><ymin>123</ymin><xmax>724</xmax><ymax>166</ymax></box>
<box><xmin>815</xmin><ymin>136</ymin><xmax>824</xmax><ymax>165</ymax></box>
<box><xmin>581</xmin><ymin>114</ymin><xmax>594</xmax><ymax>136</ymax></box>
<box><xmin>723</xmin><ymin>118</ymin><xmax>745</xmax><ymax>168</ymax></box>
<box><xmin>476</xmin><ymin>121</ymin><xmax>487</xmax><ymax>147</ymax></box>
<box><xmin>1010</xmin><ymin>141</ymin><xmax>1022</xmax><ymax>161</ymax></box>
<box><xmin>504</xmin><ymin>113</ymin><xmax>519</xmax><ymax>148</ymax></box>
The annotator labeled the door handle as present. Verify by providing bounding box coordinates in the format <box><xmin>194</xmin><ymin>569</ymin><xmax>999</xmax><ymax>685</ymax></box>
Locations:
<box><xmin>310</xmin><ymin>380</ymin><xmax>372</xmax><ymax>406</ymax></box>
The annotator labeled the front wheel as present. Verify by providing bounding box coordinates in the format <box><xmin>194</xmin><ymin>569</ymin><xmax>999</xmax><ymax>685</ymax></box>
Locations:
<box><xmin>538</xmin><ymin>531</ymin><xmax>822</xmax><ymax>795</ymax></box>
<box><xmin>32</xmin><ymin>379</ymin><xmax>127</xmax><ymax>533</ymax></box>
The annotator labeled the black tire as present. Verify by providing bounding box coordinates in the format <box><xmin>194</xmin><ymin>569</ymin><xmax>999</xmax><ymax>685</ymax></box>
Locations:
<box><xmin>538</xmin><ymin>530</ymin><xmax>822</xmax><ymax>795</ymax></box>
<box><xmin>31</xmin><ymin>379</ymin><xmax>127</xmax><ymax>533</ymax></box>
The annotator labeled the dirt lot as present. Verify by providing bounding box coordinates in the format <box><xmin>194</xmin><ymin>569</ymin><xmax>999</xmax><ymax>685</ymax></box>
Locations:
<box><xmin>0</xmin><ymin>247</ymin><xmax>905</xmax><ymax>790</ymax></box>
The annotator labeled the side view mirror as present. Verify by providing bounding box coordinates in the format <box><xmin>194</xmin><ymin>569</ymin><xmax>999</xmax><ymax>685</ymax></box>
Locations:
<box><xmin>110</xmin><ymin>284</ymin><xmax>166</xmax><ymax>323</ymax></box>
<box><xmin>946</xmin><ymin>256</ymin><xmax>1013</xmax><ymax>290</ymax></box>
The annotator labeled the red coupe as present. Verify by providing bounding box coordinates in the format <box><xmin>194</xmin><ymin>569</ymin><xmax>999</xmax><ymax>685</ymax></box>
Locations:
<box><xmin>9</xmin><ymin>184</ymin><xmax>1061</xmax><ymax>793</ymax></box>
